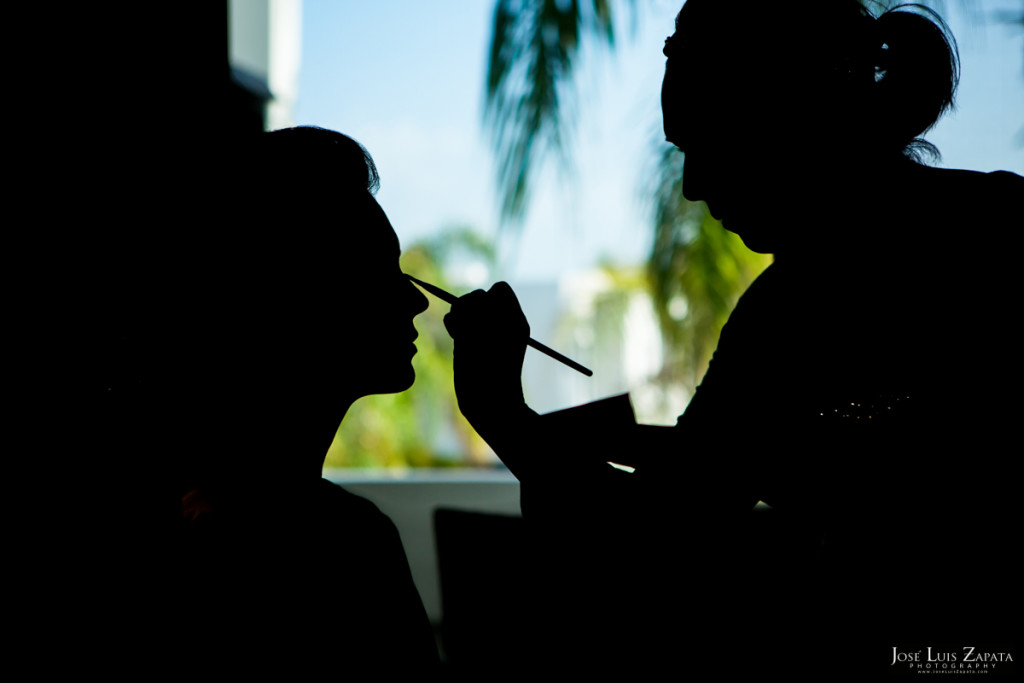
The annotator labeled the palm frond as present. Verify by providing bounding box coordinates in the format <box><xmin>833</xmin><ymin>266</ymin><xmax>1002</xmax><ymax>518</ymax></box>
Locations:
<box><xmin>485</xmin><ymin>0</ymin><xmax>619</xmax><ymax>224</ymax></box>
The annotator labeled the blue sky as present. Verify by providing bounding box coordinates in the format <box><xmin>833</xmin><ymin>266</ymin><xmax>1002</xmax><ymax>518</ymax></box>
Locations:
<box><xmin>293</xmin><ymin>0</ymin><xmax>1024</xmax><ymax>284</ymax></box>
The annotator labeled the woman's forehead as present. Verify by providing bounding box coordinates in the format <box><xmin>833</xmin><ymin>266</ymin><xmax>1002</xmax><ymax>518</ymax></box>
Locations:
<box><xmin>362</xmin><ymin>195</ymin><xmax>401</xmax><ymax>251</ymax></box>
<box><xmin>352</xmin><ymin>197</ymin><xmax>402</xmax><ymax>271</ymax></box>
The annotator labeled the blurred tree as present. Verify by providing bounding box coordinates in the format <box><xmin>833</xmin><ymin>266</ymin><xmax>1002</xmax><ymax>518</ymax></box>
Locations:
<box><xmin>324</xmin><ymin>228</ymin><xmax>497</xmax><ymax>468</ymax></box>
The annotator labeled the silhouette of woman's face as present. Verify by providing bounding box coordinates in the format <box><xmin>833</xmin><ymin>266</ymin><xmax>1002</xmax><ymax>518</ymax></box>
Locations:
<box><xmin>662</xmin><ymin>59</ymin><xmax>782</xmax><ymax>254</ymax></box>
<box><xmin>661</xmin><ymin>5</ymin><xmax>829</xmax><ymax>254</ymax></box>
<box><xmin>261</xmin><ymin>190</ymin><xmax>429</xmax><ymax>412</ymax></box>
<box><xmin>202</xmin><ymin>132</ymin><xmax>430</xmax><ymax>438</ymax></box>
<box><xmin>329</xmin><ymin>194</ymin><xmax>429</xmax><ymax>399</ymax></box>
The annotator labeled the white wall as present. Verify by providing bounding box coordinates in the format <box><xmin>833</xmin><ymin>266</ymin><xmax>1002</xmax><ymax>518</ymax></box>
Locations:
<box><xmin>324</xmin><ymin>469</ymin><xmax>521</xmax><ymax>624</ymax></box>
<box><xmin>229</xmin><ymin>0</ymin><xmax>301</xmax><ymax>130</ymax></box>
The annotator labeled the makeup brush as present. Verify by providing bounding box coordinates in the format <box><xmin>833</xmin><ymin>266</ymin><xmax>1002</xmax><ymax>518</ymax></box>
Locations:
<box><xmin>407</xmin><ymin>274</ymin><xmax>593</xmax><ymax>377</ymax></box>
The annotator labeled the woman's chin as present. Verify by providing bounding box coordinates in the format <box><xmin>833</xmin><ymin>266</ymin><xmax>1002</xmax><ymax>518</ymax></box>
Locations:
<box><xmin>725</xmin><ymin>220</ymin><xmax>775</xmax><ymax>254</ymax></box>
<box><xmin>347</xmin><ymin>361</ymin><xmax>418</xmax><ymax>400</ymax></box>
<box><xmin>379</xmin><ymin>364</ymin><xmax>417</xmax><ymax>395</ymax></box>
<box><xmin>739</xmin><ymin>235</ymin><xmax>775</xmax><ymax>254</ymax></box>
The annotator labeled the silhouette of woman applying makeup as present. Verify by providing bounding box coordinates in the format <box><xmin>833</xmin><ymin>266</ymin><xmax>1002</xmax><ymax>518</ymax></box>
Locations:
<box><xmin>173</xmin><ymin>127</ymin><xmax>437</xmax><ymax>671</ymax></box>
<box><xmin>445</xmin><ymin>0</ymin><xmax>1020</xmax><ymax>673</ymax></box>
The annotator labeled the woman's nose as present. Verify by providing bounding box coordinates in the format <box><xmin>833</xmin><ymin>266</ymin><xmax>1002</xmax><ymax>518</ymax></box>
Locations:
<box><xmin>407</xmin><ymin>278</ymin><xmax>429</xmax><ymax>315</ymax></box>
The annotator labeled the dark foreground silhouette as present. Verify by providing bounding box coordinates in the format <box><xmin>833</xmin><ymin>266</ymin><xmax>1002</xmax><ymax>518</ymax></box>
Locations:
<box><xmin>445</xmin><ymin>1</ymin><xmax>1021</xmax><ymax>676</ymax></box>
<box><xmin>166</xmin><ymin>127</ymin><xmax>438</xmax><ymax>671</ymax></box>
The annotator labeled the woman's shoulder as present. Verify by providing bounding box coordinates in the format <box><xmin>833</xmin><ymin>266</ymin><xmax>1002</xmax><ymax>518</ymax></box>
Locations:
<box><xmin>887</xmin><ymin>164</ymin><xmax>1021</xmax><ymax>254</ymax></box>
<box><xmin>916</xmin><ymin>163</ymin><xmax>1022</xmax><ymax>182</ymax></box>
<box><xmin>978</xmin><ymin>169</ymin><xmax>1024</xmax><ymax>218</ymax></box>
<box><xmin>916</xmin><ymin>165</ymin><xmax>1022</xmax><ymax>211</ymax></box>
<box><xmin>985</xmin><ymin>168</ymin><xmax>1024</xmax><ymax>185</ymax></box>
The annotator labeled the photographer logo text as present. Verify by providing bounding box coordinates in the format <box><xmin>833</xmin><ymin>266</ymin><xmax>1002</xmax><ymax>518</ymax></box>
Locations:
<box><xmin>892</xmin><ymin>647</ymin><xmax>1013</xmax><ymax>673</ymax></box>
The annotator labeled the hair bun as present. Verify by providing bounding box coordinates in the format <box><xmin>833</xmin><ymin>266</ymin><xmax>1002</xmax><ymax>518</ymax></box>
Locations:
<box><xmin>872</xmin><ymin>5</ymin><xmax>959</xmax><ymax>155</ymax></box>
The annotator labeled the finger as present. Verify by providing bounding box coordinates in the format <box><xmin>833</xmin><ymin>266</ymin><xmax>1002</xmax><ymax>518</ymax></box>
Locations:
<box><xmin>488</xmin><ymin>281</ymin><xmax>519</xmax><ymax>306</ymax></box>
<box><xmin>442</xmin><ymin>311</ymin><xmax>458</xmax><ymax>337</ymax></box>
<box><xmin>456</xmin><ymin>288</ymin><xmax>488</xmax><ymax>305</ymax></box>
<box><xmin>449</xmin><ymin>289</ymin><xmax>487</xmax><ymax>316</ymax></box>
<box><xmin>444</xmin><ymin>289</ymin><xmax>488</xmax><ymax>338</ymax></box>
<box><xmin>488</xmin><ymin>281</ymin><xmax>529</xmax><ymax>335</ymax></box>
